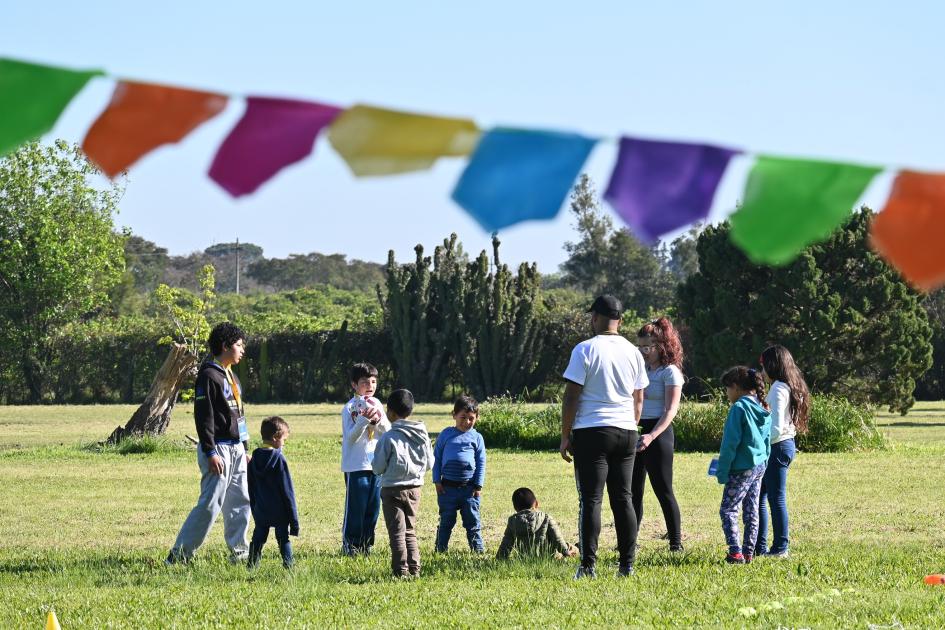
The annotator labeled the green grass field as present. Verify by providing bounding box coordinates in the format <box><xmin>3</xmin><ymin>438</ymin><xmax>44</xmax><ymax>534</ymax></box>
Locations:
<box><xmin>1</xmin><ymin>402</ymin><xmax>943</xmax><ymax>628</ymax></box>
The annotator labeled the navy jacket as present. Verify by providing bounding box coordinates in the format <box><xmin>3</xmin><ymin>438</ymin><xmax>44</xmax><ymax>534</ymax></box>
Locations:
<box><xmin>248</xmin><ymin>447</ymin><xmax>300</xmax><ymax>535</ymax></box>
<box><xmin>193</xmin><ymin>360</ymin><xmax>246</xmax><ymax>456</ymax></box>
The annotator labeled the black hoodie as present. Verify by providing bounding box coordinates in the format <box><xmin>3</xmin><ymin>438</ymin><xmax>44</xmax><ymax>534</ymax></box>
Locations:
<box><xmin>193</xmin><ymin>360</ymin><xmax>246</xmax><ymax>455</ymax></box>
<box><xmin>248</xmin><ymin>447</ymin><xmax>300</xmax><ymax>534</ymax></box>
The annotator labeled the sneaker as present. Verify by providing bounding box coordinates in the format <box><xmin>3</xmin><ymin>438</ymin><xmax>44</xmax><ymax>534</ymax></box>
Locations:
<box><xmin>669</xmin><ymin>544</ymin><xmax>685</xmax><ymax>553</ymax></box>
<box><xmin>766</xmin><ymin>549</ymin><xmax>790</xmax><ymax>559</ymax></box>
<box><xmin>230</xmin><ymin>551</ymin><xmax>249</xmax><ymax>565</ymax></box>
<box><xmin>725</xmin><ymin>552</ymin><xmax>746</xmax><ymax>564</ymax></box>
<box><xmin>165</xmin><ymin>550</ymin><xmax>189</xmax><ymax>566</ymax></box>
<box><xmin>574</xmin><ymin>565</ymin><xmax>598</xmax><ymax>580</ymax></box>
<box><xmin>744</xmin><ymin>553</ymin><xmax>753</xmax><ymax>564</ymax></box>
<box><xmin>617</xmin><ymin>564</ymin><xmax>635</xmax><ymax>577</ymax></box>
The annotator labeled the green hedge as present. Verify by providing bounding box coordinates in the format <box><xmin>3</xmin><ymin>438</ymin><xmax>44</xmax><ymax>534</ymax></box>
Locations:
<box><xmin>477</xmin><ymin>393</ymin><xmax>886</xmax><ymax>453</ymax></box>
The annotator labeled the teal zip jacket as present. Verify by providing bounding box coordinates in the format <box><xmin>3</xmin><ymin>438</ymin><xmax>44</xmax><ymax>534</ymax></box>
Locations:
<box><xmin>716</xmin><ymin>395</ymin><xmax>772</xmax><ymax>483</ymax></box>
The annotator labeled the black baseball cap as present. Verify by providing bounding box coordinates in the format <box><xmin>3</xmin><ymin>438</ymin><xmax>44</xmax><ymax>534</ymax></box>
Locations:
<box><xmin>587</xmin><ymin>295</ymin><xmax>622</xmax><ymax>319</ymax></box>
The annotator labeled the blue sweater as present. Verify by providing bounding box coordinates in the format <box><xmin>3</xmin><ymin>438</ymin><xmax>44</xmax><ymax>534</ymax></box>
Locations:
<box><xmin>432</xmin><ymin>427</ymin><xmax>486</xmax><ymax>488</ymax></box>
<box><xmin>716</xmin><ymin>396</ymin><xmax>772</xmax><ymax>483</ymax></box>
<box><xmin>248</xmin><ymin>447</ymin><xmax>300</xmax><ymax>534</ymax></box>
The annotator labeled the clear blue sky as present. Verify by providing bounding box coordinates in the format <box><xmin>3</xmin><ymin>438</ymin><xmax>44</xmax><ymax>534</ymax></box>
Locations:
<box><xmin>2</xmin><ymin>1</ymin><xmax>942</xmax><ymax>271</ymax></box>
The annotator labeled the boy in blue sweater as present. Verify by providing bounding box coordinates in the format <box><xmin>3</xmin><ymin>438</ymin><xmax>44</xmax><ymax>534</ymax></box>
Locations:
<box><xmin>248</xmin><ymin>416</ymin><xmax>300</xmax><ymax>569</ymax></box>
<box><xmin>433</xmin><ymin>395</ymin><xmax>486</xmax><ymax>553</ymax></box>
<box><xmin>716</xmin><ymin>367</ymin><xmax>771</xmax><ymax>564</ymax></box>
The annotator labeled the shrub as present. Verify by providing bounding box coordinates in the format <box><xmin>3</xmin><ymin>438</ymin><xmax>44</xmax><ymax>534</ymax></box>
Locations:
<box><xmin>476</xmin><ymin>393</ymin><xmax>885</xmax><ymax>453</ymax></box>
<box><xmin>476</xmin><ymin>396</ymin><xmax>561</xmax><ymax>450</ymax></box>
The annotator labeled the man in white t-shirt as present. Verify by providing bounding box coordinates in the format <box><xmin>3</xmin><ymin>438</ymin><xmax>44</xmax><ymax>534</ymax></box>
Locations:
<box><xmin>560</xmin><ymin>295</ymin><xmax>648</xmax><ymax>579</ymax></box>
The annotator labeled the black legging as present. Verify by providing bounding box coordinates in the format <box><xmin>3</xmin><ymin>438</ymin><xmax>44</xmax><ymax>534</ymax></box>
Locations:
<box><xmin>572</xmin><ymin>426</ymin><xmax>638</xmax><ymax>568</ymax></box>
<box><xmin>631</xmin><ymin>418</ymin><xmax>682</xmax><ymax>549</ymax></box>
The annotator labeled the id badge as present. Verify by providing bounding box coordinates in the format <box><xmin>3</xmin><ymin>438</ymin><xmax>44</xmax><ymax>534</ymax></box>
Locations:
<box><xmin>237</xmin><ymin>416</ymin><xmax>250</xmax><ymax>443</ymax></box>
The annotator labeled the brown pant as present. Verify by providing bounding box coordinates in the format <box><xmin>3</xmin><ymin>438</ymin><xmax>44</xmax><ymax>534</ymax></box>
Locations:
<box><xmin>381</xmin><ymin>485</ymin><xmax>422</xmax><ymax>576</ymax></box>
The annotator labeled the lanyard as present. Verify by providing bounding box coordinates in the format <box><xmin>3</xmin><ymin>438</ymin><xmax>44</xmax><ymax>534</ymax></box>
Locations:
<box><xmin>214</xmin><ymin>361</ymin><xmax>243</xmax><ymax>415</ymax></box>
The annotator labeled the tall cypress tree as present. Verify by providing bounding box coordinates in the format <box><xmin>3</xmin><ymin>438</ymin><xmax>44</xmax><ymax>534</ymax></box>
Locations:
<box><xmin>678</xmin><ymin>208</ymin><xmax>932</xmax><ymax>413</ymax></box>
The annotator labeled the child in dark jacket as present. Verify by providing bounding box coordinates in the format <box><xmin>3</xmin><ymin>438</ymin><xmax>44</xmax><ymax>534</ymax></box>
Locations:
<box><xmin>248</xmin><ymin>416</ymin><xmax>300</xmax><ymax>569</ymax></box>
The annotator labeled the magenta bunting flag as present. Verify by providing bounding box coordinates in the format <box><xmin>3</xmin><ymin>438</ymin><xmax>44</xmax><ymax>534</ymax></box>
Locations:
<box><xmin>604</xmin><ymin>137</ymin><xmax>740</xmax><ymax>243</ymax></box>
<box><xmin>209</xmin><ymin>97</ymin><xmax>343</xmax><ymax>197</ymax></box>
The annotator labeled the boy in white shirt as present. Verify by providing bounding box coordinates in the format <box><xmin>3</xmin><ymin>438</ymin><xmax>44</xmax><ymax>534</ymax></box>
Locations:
<box><xmin>340</xmin><ymin>362</ymin><xmax>391</xmax><ymax>556</ymax></box>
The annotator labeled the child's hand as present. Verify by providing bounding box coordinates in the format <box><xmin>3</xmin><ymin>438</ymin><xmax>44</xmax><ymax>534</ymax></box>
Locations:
<box><xmin>566</xmin><ymin>546</ymin><xmax>578</xmax><ymax>558</ymax></box>
<box><xmin>473</xmin><ymin>489</ymin><xmax>482</xmax><ymax>498</ymax></box>
<box><xmin>435</xmin><ymin>482</ymin><xmax>445</xmax><ymax>495</ymax></box>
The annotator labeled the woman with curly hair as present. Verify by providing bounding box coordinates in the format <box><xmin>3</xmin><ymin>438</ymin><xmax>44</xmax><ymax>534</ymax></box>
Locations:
<box><xmin>633</xmin><ymin>317</ymin><xmax>685</xmax><ymax>552</ymax></box>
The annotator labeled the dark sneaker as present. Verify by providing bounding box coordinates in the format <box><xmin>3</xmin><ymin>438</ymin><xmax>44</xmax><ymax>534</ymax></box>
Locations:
<box><xmin>744</xmin><ymin>553</ymin><xmax>753</xmax><ymax>564</ymax></box>
<box><xmin>574</xmin><ymin>565</ymin><xmax>598</xmax><ymax>580</ymax></box>
<box><xmin>669</xmin><ymin>544</ymin><xmax>685</xmax><ymax>553</ymax></box>
<box><xmin>725</xmin><ymin>552</ymin><xmax>746</xmax><ymax>564</ymax></box>
<box><xmin>618</xmin><ymin>564</ymin><xmax>635</xmax><ymax>577</ymax></box>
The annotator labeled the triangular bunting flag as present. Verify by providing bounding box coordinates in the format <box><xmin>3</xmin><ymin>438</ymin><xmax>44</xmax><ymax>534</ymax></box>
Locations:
<box><xmin>208</xmin><ymin>97</ymin><xmax>343</xmax><ymax>197</ymax></box>
<box><xmin>83</xmin><ymin>81</ymin><xmax>227</xmax><ymax>177</ymax></box>
<box><xmin>451</xmin><ymin>128</ymin><xmax>596</xmax><ymax>232</ymax></box>
<box><xmin>604</xmin><ymin>137</ymin><xmax>739</xmax><ymax>243</ymax></box>
<box><xmin>870</xmin><ymin>170</ymin><xmax>945</xmax><ymax>291</ymax></box>
<box><xmin>328</xmin><ymin>104</ymin><xmax>479</xmax><ymax>176</ymax></box>
<box><xmin>0</xmin><ymin>58</ymin><xmax>102</xmax><ymax>155</ymax></box>
<box><xmin>730</xmin><ymin>156</ymin><xmax>881</xmax><ymax>265</ymax></box>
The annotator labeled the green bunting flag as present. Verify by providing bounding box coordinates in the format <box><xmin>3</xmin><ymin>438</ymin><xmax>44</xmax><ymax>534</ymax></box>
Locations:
<box><xmin>729</xmin><ymin>156</ymin><xmax>882</xmax><ymax>265</ymax></box>
<box><xmin>0</xmin><ymin>58</ymin><xmax>103</xmax><ymax>156</ymax></box>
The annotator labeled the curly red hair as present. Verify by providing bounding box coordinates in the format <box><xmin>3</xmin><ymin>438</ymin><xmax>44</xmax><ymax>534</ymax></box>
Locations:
<box><xmin>637</xmin><ymin>317</ymin><xmax>684</xmax><ymax>368</ymax></box>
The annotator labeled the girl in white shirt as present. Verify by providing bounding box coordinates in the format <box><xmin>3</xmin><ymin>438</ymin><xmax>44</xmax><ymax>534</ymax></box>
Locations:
<box><xmin>757</xmin><ymin>345</ymin><xmax>810</xmax><ymax>558</ymax></box>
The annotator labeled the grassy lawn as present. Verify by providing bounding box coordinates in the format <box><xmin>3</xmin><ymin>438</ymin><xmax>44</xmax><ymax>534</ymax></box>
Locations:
<box><xmin>0</xmin><ymin>402</ymin><xmax>943</xmax><ymax>628</ymax></box>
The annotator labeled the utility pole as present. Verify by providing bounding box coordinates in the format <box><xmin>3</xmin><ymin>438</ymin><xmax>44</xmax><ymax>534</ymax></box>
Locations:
<box><xmin>235</xmin><ymin>237</ymin><xmax>240</xmax><ymax>295</ymax></box>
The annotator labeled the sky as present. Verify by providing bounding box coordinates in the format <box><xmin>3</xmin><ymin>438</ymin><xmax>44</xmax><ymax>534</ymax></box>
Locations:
<box><xmin>2</xmin><ymin>1</ymin><xmax>943</xmax><ymax>272</ymax></box>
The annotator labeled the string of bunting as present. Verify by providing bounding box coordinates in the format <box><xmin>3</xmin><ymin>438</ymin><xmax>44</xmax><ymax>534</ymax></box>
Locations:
<box><xmin>1</xmin><ymin>57</ymin><xmax>943</xmax><ymax>291</ymax></box>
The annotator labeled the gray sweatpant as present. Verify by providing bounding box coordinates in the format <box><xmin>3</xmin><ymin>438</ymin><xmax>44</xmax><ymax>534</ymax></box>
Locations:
<box><xmin>170</xmin><ymin>442</ymin><xmax>251</xmax><ymax>561</ymax></box>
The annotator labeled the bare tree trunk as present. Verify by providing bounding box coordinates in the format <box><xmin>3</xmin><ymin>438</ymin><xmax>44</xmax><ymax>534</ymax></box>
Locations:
<box><xmin>106</xmin><ymin>343</ymin><xmax>198</xmax><ymax>444</ymax></box>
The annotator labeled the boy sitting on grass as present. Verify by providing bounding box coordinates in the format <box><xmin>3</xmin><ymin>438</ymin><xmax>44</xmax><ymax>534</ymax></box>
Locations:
<box><xmin>496</xmin><ymin>487</ymin><xmax>577</xmax><ymax>560</ymax></box>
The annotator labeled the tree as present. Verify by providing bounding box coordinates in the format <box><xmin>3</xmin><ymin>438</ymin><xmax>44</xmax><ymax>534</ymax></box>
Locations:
<box><xmin>0</xmin><ymin>141</ymin><xmax>125</xmax><ymax>402</ymax></box>
<box><xmin>915</xmin><ymin>289</ymin><xmax>945</xmax><ymax>400</ymax></box>
<box><xmin>106</xmin><ymin>265</ymin><xmax>215</xmax><ymax>443</ymax></box>
<box><xmin>677</xmin><ymin>208</ymin><xmax>933</xmax><ymax>413</ymax></box>
<box><xmin>560</xmin><ymin>174</ymin><xmax>676</xmax><ymax>317</ymax></box>
<box><xmin>441</xmin><ymin>235</ymin><xmax>547</xmax><ymax>400</ymax></box>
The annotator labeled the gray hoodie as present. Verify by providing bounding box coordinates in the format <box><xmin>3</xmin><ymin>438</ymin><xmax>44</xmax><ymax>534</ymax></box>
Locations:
<box><xmin>371</xmin><ymin>419</ymin><xmax>434</xmax><ymax>487</ymax></box>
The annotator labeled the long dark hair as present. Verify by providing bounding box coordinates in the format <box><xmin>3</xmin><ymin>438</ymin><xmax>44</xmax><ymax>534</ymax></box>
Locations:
<box><xmin>637</xmin><ymin>316</ymin><xmax>684</xmax><ymax>368</ymax></box>
<box><xmin>760</xmin><ymin>345</ymin><xmax>810</xmax><ymax>433</ymax></box>
<box><xmin>721</xmin><ymin>366</ymin><xmax>769</xmax><ymax>410</ymax></box>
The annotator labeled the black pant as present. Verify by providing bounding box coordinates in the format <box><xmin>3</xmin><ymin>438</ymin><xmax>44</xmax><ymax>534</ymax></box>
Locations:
<box><xmin>572</xmin><ymin>426</ymin><xmax>638</xmax><ymax>568</ymax></box>
<box><xmin>249</xmin><ymin>522</ymin><xmax>293</xmax><ymax>568</ymax></box>
<box><xmin>632</xmin><ymin>418</ymin><xmax>682</xmax><ymax>549</ymax></box>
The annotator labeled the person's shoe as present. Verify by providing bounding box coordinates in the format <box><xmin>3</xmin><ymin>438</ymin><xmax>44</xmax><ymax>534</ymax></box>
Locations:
<box><xmin>574</xmin><ymin>565</ymin><xmax>598</xmax><ymax>580</ymax></box>
<box><xmin>725</xmin><ymin>552</ymin><xmax>746</xmax><ymax>564</ymax></box>
<box><xmin>230</xmin><ymin>550</ymin><xmax>249</xmax><ymax>565</ymax></box>
<box><xmin>766</xmin><ymin>549</ymin><xmax>790</xmax><ymax>559</ymax></box>
<box><xmin>617</xmin><ymin>563</ymin><xmax>635</xmax><ymax>577</ymax></box>
<box><xmin>669</xmin><ymin>544</ymin><xmax>685</xmax><ymax>553</ymax></box>
<box><xmin>743</xmin><ymin>553</ymin><xmax>753</xmax><ymax>564</ymax></box>
<box><xmin>165</xmin><ymin>550</ymin><xmax>190</xmax><ymax>566</ymax></box>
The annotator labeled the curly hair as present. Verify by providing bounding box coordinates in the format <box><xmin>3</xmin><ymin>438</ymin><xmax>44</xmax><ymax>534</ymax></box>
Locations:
<box><xmin>636</xmin><ymin>316</ymin><xmax>684</xmax><ymax>368</ymax></box>
<box><xmin>208</xmin><ymin>322</ymin><xmax>245</xmax><ymax>356</ymax></box>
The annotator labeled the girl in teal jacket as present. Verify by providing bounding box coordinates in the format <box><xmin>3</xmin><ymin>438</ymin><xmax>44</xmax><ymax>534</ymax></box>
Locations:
<box><xmin>716</xmin><ymin>367</ymin><xmax>771</xmax><ymax>564</ymax></box>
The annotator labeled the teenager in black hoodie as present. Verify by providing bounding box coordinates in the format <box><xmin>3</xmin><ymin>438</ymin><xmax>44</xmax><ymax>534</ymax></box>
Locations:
<box><xmin>248</xmin><ymin>416</ymin><xmax>300</xmax><ymax>568</ymax></box>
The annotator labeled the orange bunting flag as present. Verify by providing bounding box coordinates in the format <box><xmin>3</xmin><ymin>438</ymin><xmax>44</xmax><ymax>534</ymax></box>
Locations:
<box><xmin>870</xmin><ymin>170</ymin><xmax>945</xmax><ymax>291</ymax></box>
<box><xmin>82</xmin><ymin>81</ymin><xmax>227</xmax><ymax>177</ymax></box>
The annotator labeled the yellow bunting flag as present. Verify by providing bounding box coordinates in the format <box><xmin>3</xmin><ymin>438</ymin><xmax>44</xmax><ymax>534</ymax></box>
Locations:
<box><xmin>46</xmin><ymin>610</ymin><xmax>61</xmax><ymax>630</ymax></box>
<box><xmin>328</xmin><ymin>104</ymin><xmax>479</xmax><ymax>176</ymax></box>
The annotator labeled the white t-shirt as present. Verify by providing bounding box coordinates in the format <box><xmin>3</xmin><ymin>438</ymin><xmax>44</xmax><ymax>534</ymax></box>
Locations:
<box><xmin>766</xmin><ymin>380</ymin><xmax>796</xmax><ymax>444</ymax></box>
<box><xmin>562</xmin><ymin>334</ymin><xmax>649</xmax><ymax>431</ymax></box>
<box><xmin>641</xmin><ymin>364</ymin><xmax>685</xmax><ymax>420</ymax></box>
<box><xmin>340</xmin><ymin>395</ymin><xmax>391</xmax><ymax>472</ymax></box>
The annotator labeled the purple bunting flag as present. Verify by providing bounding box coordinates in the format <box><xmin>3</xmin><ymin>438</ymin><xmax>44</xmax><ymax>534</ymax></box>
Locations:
<box><xmin>209</xmin><ymin>97</ymin><xmax>343</xmax><ymax>197</ymax></box>
<box><xmin>604</xmin><ymin>137</ymin><xmax>740</xmax><ymax>242</ymax></box>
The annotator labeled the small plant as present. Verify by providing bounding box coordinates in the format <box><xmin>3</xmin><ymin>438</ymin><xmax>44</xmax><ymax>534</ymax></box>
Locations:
<box><xmin>798</xmin><ymin>395</ymin><xmax>886</xmax><ymax>452</ymax></box>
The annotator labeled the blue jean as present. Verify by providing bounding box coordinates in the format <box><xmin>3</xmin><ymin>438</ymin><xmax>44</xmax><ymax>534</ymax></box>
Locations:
<box><xmin>435</xmin><ymin>484</ymin><xmax>484</xmax><ymax>552</ymax></box>
<box><xmin>757</xmin><ymin>438</ymin><xmax>796</xmax><ymax>554</ymax></box>
<box><xmin>342</xmin><ymin>470</ymin><xmax>381</xmax><ymax>554</ymax></box>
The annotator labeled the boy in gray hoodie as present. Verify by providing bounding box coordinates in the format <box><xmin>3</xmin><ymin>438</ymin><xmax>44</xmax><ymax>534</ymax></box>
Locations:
<box><xmin>372</xmin><ymin>389</ymin><xmax>434</xmax><ymax>577</ymax></box>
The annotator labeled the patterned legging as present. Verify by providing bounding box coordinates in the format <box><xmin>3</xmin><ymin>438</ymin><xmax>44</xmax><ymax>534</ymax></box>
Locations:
<box><xmin>719</xmin><ymin>463</ymin><xmax>766</xmax><ymax>555</ymax></box>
